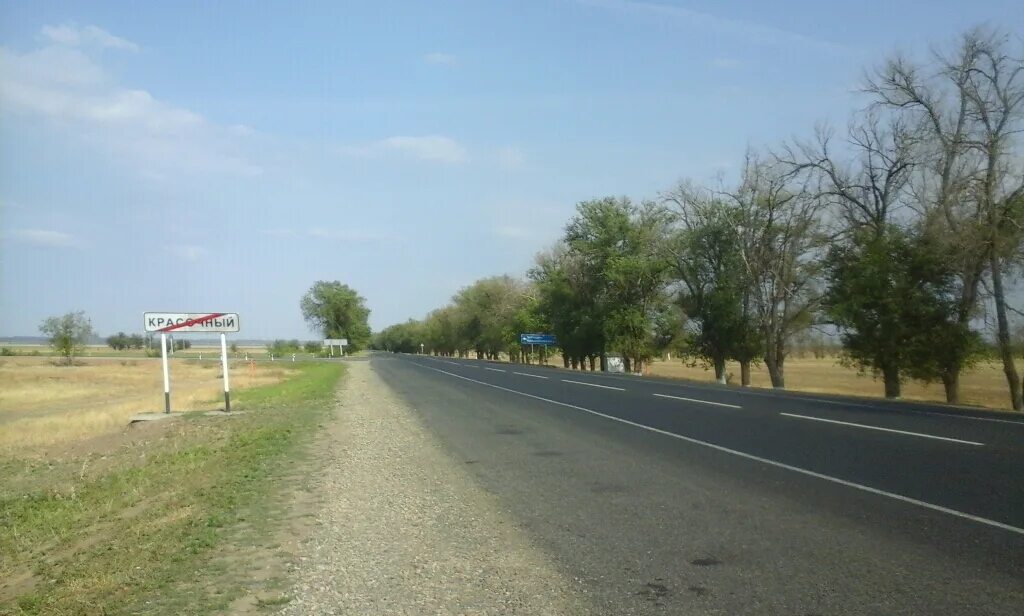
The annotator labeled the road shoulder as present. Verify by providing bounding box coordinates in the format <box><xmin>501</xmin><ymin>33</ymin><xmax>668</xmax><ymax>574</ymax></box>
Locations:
<box><xmin>280</xmin><ymin>360</ymin><xmax>589</xmax><ymax>615</ymax></box>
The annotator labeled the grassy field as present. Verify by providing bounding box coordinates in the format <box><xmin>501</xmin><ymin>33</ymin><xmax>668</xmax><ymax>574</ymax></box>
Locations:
<box><xmin>0</xmin><ymin>357</ymin><xmax>295</xmax><ymax>452</ymax></box>
<box><xmin>644</xmin><ymin>356</ymin><xmax>1017</xmax><ymax>411</ymax></box>
<box><xmin>0</xmin><ymin>345</ymin><xmax>277</xmax><ymax>359</ymax></box>
<box><xmin>0</xmin><ymin>359</ymin><xmax>345</xmax><ymax>614</ymax></box>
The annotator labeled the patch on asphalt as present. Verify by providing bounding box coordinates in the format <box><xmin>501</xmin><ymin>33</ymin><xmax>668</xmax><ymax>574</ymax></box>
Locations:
<box><xmin>635</xmin><ymin>580</ymin><xmax>671</xmax><ymax>605</ymax></box>
<box><xmin>590</xmin><ymin>481</ymin><xmax>627</xmax><ymax>494</ymax></box>
<box><xmin>690</xmin><ymin>557</ymin><xmax>722</xmax><ymax>567</ymax></box>
<box><xmin>495</xmin><ymin>426</ymin><xmax>524</xmax><ymax>435</ymax></box>
<box><xmin>533</xmin><ymin>450</ymin><xmax>564</xmax><ymax>457</ymax></box>
<box><xmin>688</xmin><ymin>585</ymin><xmax>708</xmax><ymax>596</ymax></box>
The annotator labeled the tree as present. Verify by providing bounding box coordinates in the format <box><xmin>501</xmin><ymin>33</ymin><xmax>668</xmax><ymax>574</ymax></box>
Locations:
<box><xmin>40</xmin><ymin>311</ymin><xmax>93</xmax><ymax>365</ymax></box>
<box><xmin>303</xmin><ymin>341</ymin><xmax>322</xmax><ymax>354</ymax></box>
<box><xmin>663</xmin><ymin>188</ymin><xmax>761</xmax><ymax>384</ymax></box>
<box><xmin>560</xmin><ymin>197</ymin><xmax>670</xmax><ymax>373</ymax></box>
<box><xmin>722</xmin><ymin>152</ymin><xmax>824</xmax><ymax>388</ymax></box>
<box><xmin>107</xmin><ymin>332</ymin><xmax>129</xmax><ymax>350</ymax></box>
<box><xmin>862</xmin><ymin>27</ymin><xmax>1008</xmax><ymax>404</ymax></box>
<box><xmin>825</xmin><ymin>226</ymin><xmax>977</xmax><ymax>397</ymax></box>
<box><xmin>300</xmin><ymin>281</ymin><xmax>372</xmax><ymax>352</ymax></box>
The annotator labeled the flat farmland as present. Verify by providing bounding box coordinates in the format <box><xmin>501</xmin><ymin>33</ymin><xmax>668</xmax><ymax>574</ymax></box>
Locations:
<box><xmin>645</xmin><ymin>356</ymin><xmax>1017</xmax><ymax>411</ymax></box>
<box><xmin>0</xmin><ymin>356</ymin><xmax>294</xmax><ymax>452</ymax></box>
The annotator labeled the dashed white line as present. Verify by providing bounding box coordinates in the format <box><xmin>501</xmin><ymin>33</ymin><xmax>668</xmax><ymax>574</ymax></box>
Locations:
<box><xmin>484</xmin><ymin>367</ymin><xmax>506</xmax><ymax>373</ymax></box>
<box><xmin>780</xmin><ymin>413</ymin><xmax>985</xmax><ymax>446</ymax></box>
<box><xmin>415</xmin><ymin>364</ymin><xmax>1024</xmax><ymax>537</ymax></box>
<box><xmin>652</xmin><ymin>393</ymin><xmax>742</xmax><ymax>409</ymax></box>
<box><xmin>514</xmin><ymin>372</ymin><xmax>549</xmax><ymax>379</ymax></box>
<box><xmin>562</xmin><ymin>379</ymin><xmax>624</xmax><ymax>391</ymax></box>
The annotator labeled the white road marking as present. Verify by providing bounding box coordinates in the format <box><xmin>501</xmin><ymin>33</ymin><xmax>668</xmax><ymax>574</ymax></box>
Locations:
<box><xmin>779</xmin><ymin>413</ymin><xmax>985</xmax><ymax>446</ymax></box>
<box><xmin>416</xmin><ymin>364</ymin><xmax>1024</xmax><ymax>537</ymax></box>
<box><xmin>514</xmin><ymin>372</ymin><xmax>548</xmax><ymax>379</ymax></box>
<box><xmin>484</xmin><ymin>367</ymin><xmax>506</xmax><ymax>373</ymax></box>
<box><xmin>653</xmin><ymin>393</ymin><xmax>741</xmax><ymax>409</ymax></box>
<box><xmin>562</xmin><ymin>379</ymin><xmax>624</xmax><ymax>391</ymax></box>
<box><xmin>442</xmin><ymin>360</ymin><xmax>459</xmax><ymax>366</ymax></box>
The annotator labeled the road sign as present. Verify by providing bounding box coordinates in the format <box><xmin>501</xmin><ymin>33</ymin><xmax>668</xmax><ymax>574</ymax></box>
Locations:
<box><xmin>144</xmin><ymin>312</ymin><xmax>239</xmax><ymax>414</ymax></box>
<box><xmin>323</xmin><ymin>338</ymin><xmax>348</xmax><ymax>346</ymax></box>
<box><xmin>520</xmin><ymin>333</ymin><xmax>557</xmax><ymax>346</ymax></box>
<box><xmin>144</xmin><ymin>312</ymin><xmax>240</xmax><ymax>333</ymax></box>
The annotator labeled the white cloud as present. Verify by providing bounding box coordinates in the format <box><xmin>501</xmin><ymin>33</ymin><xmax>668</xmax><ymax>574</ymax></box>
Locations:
<box><xmin>577</xmin><ymin>0</ymin><xmax>847</xmax><ymax>53</ymax></box>
<box><xmin>167</xmin><ymin>244</ymin><xmax>207</xmax><ymax>261</ymax></box>
<box><xmin>710</xmin><ymin>57</ymin><xmax>740</xmax><ymax>70</ymax></box>
<box><xmin>338</xmin><ymin>135</ymin><xmax>468</xmax><ymax>164</ymax></box>
<box><xmin>423</xmin><ymin>51</ymin><xmax>457</xmax><ymax>65</ymax></box>
<box><xmin>9</xmin><ymin>228</ymin><xmax>81</xmax><ymax>248</ymax></box>
<box><xmin>0</xmin><ymin>25</ymin><xmax>262</xmax><ymax>177</ymax></box>
<box><xmin>496</xmin><ymin>146</ymin><xmax>525</xmax><ymax>170</ymax></box>
<box><xmin>40</xmin><ymin>24</ymin><xmax>140</xmax><ymax>52</ymax></box>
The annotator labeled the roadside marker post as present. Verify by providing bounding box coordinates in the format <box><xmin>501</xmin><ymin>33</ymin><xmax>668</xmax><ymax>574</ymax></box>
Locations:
<box><xmin>160</xmin><ymin>333</ymin><xmax>171</xmax><ymax>413</ymax></box>
<box><xmin>144</xmin><ymin>312</ymin><xmax>240</xmax><ymax>414</ymax></box>
<box><xmin>220</xmin><ymin>332</ymin><xmax>231</xmax><ymax>412</ymax></box>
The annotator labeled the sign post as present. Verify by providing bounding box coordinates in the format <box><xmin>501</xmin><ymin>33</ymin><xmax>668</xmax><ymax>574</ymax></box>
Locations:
<box><xmin>324</xmin><ymin>338</ymin><xmax>348</xmax><ymax>357</ymax></box>
<box><xmin>160</xmin><ymin>333</ymin><xmax>171</xmax><ymax>413</ymax></box>
<box><xmin>519</xmin><ymin>333</ymin><xmax>557</xmax><ymax>366</ymax></box>
<box><xmin>145</xmin><ymin>312</ymin><xmax>240</xmax><ymax>414</ymax></box>
<box><xmin>220</xmin><ymin>332</ymin><xmax>231</xmax><ymax>412</ymax></box>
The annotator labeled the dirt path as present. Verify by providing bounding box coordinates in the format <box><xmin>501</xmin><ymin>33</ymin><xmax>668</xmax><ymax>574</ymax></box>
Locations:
<box><xmin>279</xmin><ymin>360</ymin><xmax>588</xmax><ymax>615</ymax></box>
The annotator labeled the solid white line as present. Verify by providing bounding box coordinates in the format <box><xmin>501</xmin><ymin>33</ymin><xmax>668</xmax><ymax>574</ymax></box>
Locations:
<box><xmin>779</xmin><ymin>413</ymin><xmax>985</xmax><ymax>446</ymax></box>
<box><xmin>442</xmin><ymin>360</ymin><xmax>459</xmax><ymax>366</ymax></box>
<box><xmin>484</xmin><ymin>367</ymin><xmax>506</xmax><ymax>373</ymax></box>
<box><xmin>562</xmin><ymin>379</ymin><xmax>624</xmax><ymax>391</ymax></box>
<box><xmin>514</xmin><ymin>371</ymin><xmax>549</xmax><ymax>379</ymax></box>
<box><xmin>415</xmin><ymin>364</ymin><xmax>1024</xmax><ymax>537</ymax></box>
<box><xmin>653</xmin><ymin>393</ymin><xmax>741</xmax><ymax>409</ymax></box>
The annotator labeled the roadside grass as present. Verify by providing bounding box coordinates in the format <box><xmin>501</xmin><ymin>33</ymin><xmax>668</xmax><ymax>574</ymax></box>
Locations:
<box><xmin>0</xmin><ymin>361</ymin><xmax>343</xmax><ymax>615</ymax></box>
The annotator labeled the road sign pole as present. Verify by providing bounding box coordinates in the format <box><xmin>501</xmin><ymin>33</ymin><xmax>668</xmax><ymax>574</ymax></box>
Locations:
<box><xmin>220</xmin><ymin>333</ymin><xmax>231</xmax><ymax>412</ymax></box>
<box><xmin>161</xmin><ymin>333</ymin><xmax>171</xmax><ymax>414</ymax></box>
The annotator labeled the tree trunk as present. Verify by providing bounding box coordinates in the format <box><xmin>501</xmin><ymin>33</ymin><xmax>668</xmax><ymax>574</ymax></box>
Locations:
<box><xmin>635</xmin><ymin>357</ymin><xmax>643</xmax><ymax>374</ymax></box>
<box><xmin>600</xmin><ymin>353</ymin><xmax>607</xmax><ymax>372</ymax></box>
<box><xmin>882</xmin><ymin>364</ymin><xmax>901</xmax><ymax>399</ymax></box>
<box><xmin>766</xmin><ymin>354</ymin><xmax>785</xmax><ymax>388</ymax></box>
<box><xmin>740</xmin><ymin>360</ymin><xmax>751</xmax><ymax>387</ymax></box>
<box><xmin>990</xmin><ymin>252</ymin><xmax>1023</xmax><ymax>410</ymax></box>
<box><xmin>564</xmin><ymin>355</ymin><xmax>571</xmax><ymax>369</ymax></box>
<box><xmin>713</xmin><ymin>357</ymin><xmax>726</xmax><ymax>385</ymax></box>
<box><xmin>589</xmin><ymin>356</ymin><xmax>596</xmax><ymax>371</ymax></box>
<box><xmin>942</xmin><ymin>369</ymin><xmax>960</xmax><ymax>405</ymax></box>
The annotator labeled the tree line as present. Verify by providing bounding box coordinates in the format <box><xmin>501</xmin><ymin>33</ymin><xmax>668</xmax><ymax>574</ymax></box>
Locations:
<box><xmin>375</xmin><ymin>28</ymin><xmax>1024</xmax><ymax>410</ymax></box>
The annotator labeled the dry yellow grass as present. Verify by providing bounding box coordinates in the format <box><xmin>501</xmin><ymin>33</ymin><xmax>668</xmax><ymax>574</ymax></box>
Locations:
<box><xmin>645</xmin><ymin>356</ymin><xmax>1016</xmax><ymax>411</ymax></box>
<box><xmin>0</xmin><ymin>357</ymin><xmax>294</xmax><ymax>451</ymax></box>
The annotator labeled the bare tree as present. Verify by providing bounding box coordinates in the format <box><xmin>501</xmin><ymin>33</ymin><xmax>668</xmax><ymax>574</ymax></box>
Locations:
<box><xmin>723</xmin><ymin>151</ymin><xmax>824</xmax><ymax>388</ymax></box>
<box><xmin>960</xmin><ymin>30</ymin><xmax>1024</xmax><ymax>410</ymax></box>
<box><xmin>863</xmin><ymin>34</ymin><xmax>989</xmax><ymax>403</ymax></box>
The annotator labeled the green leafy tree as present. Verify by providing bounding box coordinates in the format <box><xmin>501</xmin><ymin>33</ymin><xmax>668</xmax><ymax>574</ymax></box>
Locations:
<box><xmin>40</xmin><ymin>311</ymin><xmax>94</xmax><ymax>365</ymax></box>
<box><xmin>300</xmin><ymin>281</ymin><xmax>372</xmax><ymax>352</ymax></box>
<box><xmin>665</xmin><ymin>196</ymin><xmax>762</xmax><ymax>384</ymax></box>
<box><xmin>107</xmin><ymin>332</ymin><xmax>129</xmax><ymax>350</ymax></box>
<box><xmin>303</xmin><ymin>341</ymin><xmax>322</xmax><ymax>354</ymax></box>
<box><xmin>824</xmin><ymin>225</ymin><xmax>976</xmax><ymax>398</ymax></box>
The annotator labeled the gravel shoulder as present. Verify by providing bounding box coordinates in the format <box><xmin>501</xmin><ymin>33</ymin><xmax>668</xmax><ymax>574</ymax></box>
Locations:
<box><xmin>280</xmin><ymin>359</ymin><xmax>590</xmax><ymax>615</ymax></box>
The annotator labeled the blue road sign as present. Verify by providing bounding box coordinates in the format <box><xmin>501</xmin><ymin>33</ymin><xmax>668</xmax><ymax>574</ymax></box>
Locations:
<box><xmin>520</xmin><ymin>333</ymin><xmax>557</xmax><ymax>346</ymax></box>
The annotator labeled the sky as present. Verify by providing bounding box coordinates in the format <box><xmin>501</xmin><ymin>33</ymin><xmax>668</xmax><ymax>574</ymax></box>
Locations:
<box><xmin>2</xmin><ymin>0</ymin><xmax>1022</xmax><ymax>339</ymax></box>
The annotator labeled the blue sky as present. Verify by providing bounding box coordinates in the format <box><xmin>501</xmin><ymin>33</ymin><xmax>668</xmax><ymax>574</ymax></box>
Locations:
<box><xmin>2</xmin><ymin>1</ymin><xmax>1022</xmax><ymax>339</ymax></box>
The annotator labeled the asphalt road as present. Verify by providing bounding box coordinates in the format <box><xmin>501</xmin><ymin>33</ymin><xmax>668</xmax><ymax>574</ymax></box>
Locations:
<box><xmin>373</xmin><ymin>352</ymin><xmax>1024</xmax><ymax>615</ymax></box>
